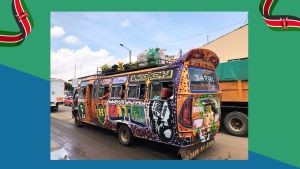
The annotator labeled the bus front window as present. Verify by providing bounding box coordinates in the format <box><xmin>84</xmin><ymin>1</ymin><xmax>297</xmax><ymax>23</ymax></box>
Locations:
<box><xmin>188</xmin><ymin>67</ymin><xmax>219</xmax><ymax>92</ymax></box>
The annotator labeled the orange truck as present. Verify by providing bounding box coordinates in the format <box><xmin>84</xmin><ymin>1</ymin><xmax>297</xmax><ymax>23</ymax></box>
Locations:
<box><xmin>216</xmin><ymin>58</ymin><xmax>248</xmax><ymax>136</ymax></box>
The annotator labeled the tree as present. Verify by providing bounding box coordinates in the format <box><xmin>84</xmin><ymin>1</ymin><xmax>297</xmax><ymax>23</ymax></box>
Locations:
<box><xmin>65</xmin><ymin>82</ymin><xmax>73</xmax><ymax>91</ymax></box>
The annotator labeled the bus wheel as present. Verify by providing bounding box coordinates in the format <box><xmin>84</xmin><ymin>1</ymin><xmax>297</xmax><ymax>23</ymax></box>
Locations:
<box><xmin>118</xmin><ymin>125</ymin><xmax>133</xmax><ymax>146</ymax></box>
<box><xmin>74</xmin><ymin>113</ymin><xmax>82</xmax><ymax>127</ymax></box>
<box><xmin>224</xmin><ymin>111</ymin><xmax>248</xmax><ymax>137</ymax></box>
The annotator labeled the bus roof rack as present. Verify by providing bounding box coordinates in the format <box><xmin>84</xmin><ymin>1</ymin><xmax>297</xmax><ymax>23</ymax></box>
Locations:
<box><xmin>97</xmin><ymin>58</ymin><xmax>173</xmax><ymax>76</ymax></box>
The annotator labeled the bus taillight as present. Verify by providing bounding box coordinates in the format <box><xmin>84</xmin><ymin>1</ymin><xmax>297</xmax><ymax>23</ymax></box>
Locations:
<box><xmin>179</xmin><ymin>96</ymin><xmax>193</xmax><ymax>128</ymax></box>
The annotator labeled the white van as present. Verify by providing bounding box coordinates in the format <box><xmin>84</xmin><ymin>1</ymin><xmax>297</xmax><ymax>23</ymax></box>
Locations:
<box><xmin>50</xmin><ymin>78</ymin><xmax>65</xmax><ymax>111</ymax></box>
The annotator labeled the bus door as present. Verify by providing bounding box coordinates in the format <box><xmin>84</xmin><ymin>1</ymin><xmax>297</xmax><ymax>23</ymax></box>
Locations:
<box><xmin>94</xmin><ymin>84</ymin><xmax>109</xmax><ymax>125</ymax></box>
<box><xmin>84</xmin><ymin>83</ymin><xmax>94</xmax><ymax>122</ymax></box>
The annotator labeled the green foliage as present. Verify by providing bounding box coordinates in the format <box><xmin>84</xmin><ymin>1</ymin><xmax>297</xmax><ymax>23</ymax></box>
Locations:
<box><xmin>64</xmin><ymin>82</ymin><xmax>72</xmax><ymax>91</ymax></box>
<box><xmin>101</xmin><ymin>64</ymin><xmax>111</xmax><ymax>71</ymax></box>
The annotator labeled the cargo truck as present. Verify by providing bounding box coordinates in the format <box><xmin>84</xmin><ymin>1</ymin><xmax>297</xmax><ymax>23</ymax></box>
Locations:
<box><xmin>216</xmin><ymin>58</ymin><xmax>248</xmax><ymax>136</ymax></box>
<box><xmin>50</xmin><ymin>78</ymin><xmax>65</xmax><ymax>111</ymax></box>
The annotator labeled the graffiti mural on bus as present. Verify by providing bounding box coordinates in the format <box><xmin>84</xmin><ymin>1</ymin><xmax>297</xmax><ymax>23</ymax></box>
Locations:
<box><xmin>78</xmin><ymin>102</ymin><xmax>86</xmax><ymax>119</ymax></box>
<box><xmin>108</xmin><ymin>100</ymin><xmax>126</xmax><ymax>120</ymax></box>
<box><xmin>126</xmin><ymin>102</ymin><xmax>147</xmax><ymax>126</ymax></box>
<box><xmin>130</xmin><ymin>125</ymin><xmax>156</xmax><ymax>140</ymax></box>
<box><xmin>96</xmin><ymin>104</ymin><xmax>106</xmax><ymax>124</ymax></box>
<box><xmin>193</xmin><ymin>94</ymin><xmax>220</xmax><ymax>128</ymax></box>
<box><xmin>149</xmin><ymin>99</ymin><xmax>175</xmax><ymax>141</ymax></box>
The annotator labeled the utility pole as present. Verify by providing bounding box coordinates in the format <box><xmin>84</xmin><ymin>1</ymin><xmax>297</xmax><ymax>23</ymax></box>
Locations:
<box><xmin>207</xmin><ymin>35</ymin><xmax>209</xmax><ymax>43</ymax></box>
<box><xmin>74</xmin><ymin>64</ymin><xmax>76</xmax><ymax>78</ymax></box>
<box><xmin>120</xmin><ymin>44</ymin><xmax>132</xmax><ymax>64</ymax></box>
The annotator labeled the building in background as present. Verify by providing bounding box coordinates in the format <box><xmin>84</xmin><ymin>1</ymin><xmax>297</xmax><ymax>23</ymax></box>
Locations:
<box><xmin>68</xmin><ymin>74</ymin><xmax>97</xmax><ymax>84</ymax></box>
<box><xmin>201</xmin><ymin>24</ymin><xmax>248</xmax><ymax>62</ymax></box>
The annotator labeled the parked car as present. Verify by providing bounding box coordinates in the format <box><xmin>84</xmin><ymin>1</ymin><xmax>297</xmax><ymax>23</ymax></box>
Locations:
<box><xmin>64</xmin><ymin>96</ymin><xmax>73</xmax><ymax>106</ymax></box>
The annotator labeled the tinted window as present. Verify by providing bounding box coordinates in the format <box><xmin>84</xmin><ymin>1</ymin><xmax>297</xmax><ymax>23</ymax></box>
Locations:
<box><xmin>139</xmin><ymin>84</ymin><xmax>146</xmax><ymax>99</ymax></box>
<box><xmin>149</xmin><ymin>82</ymin><xmax>174</xmax><ymax>100</ymax></box>
<box><xmin>97</xmin><ymin>87</ymin><xmax>104</xmax><ymax>98</ymax></box>
<box><xmin>128</xmin><ymin>85</ymin><xmax>139</xmax><ymax>99</ymax></box>
<box><xmin>78</xmin><ymin>88</ymin><xmax>86</xmax><ymax>99</ymax></box>
<box><xmin>111</xmin><ymin>86</ymin><xmax>121</xmax><ymax>98</ymax></box>
<box><xmin>188</xmin><ymin>68</ymin><xmax>219</xmax><ymax>92</ymax></box>
<box><xmin>150</xmin><ymin>83</ymin><xmax>161</xmax><ymax>100</ymax></box>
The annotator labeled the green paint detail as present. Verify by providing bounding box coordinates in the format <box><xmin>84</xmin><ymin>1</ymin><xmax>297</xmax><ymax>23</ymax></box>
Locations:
<box><xmin>0</xmin><ymin>0</ymin><xmax>48</xmax><ymax>80</ymax></box>
<box><xmin>130</xmin><ymin>105</ymin><xmax>145</xmax><ymax>124</ymax></box>
<box><xmin>0</xmin><ymin>30</ymin><xmax>20</xmax><ymax>35</ymax></box>
<box><xmin>97</xmin><ymin>105</ymin><xmax>105</xmax><ymax>124</ymax></box>
<box><xmin>250</xmin><ymin>1</ymin><xmax>300</xmax><ymax>166</ymax></box>
<box><xmin>20</xmin><ymin>0</ymin><xmax>35</xmax><ymax>28</ymax></box>
<box><xmin>0</xmin><ymin>0</ymin><xmax>34</xmax><ymax>47</ymax></box>
<box><xmin>0</xmin><ymin>40</ymin><xmax>23</xmax><ymax>47</ymax></box>
<box><xmin>211</xmin><ymin>122</ymin><xmax>217</xmax><ymax>132</ymax></box>
<box><xmin>259</xmin><ymin>0</ymin><xmax>279</xmax><ymax>16</ymax></box>
<box><xmin>78</xmin><ymin>102</ymin><xmax>86</xmax><ymax>119</ymax></box>
<box><xmin>269</xmin><ymin>0</ymin><xmax>278</xmax><ymax>16</ymax></box>
<box><xmin>269</xmin><ymin>26</ymin><xmax>300</xmax><ymax>31</ymax></box>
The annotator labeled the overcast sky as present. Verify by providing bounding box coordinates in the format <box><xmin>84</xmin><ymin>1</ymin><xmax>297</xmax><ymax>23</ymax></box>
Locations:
<box><xmin>51</xmin><ymin>12</ymin><xmax>247</xmax><ymax>81</ymax></box>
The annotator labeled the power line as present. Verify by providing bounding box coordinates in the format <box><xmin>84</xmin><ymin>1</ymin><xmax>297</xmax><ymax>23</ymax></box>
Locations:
<box><xmin>51</xmin><ymin>21</ymin><xmax>245</xmax><ymax>63</ymax></box>
<box><xmin>166</xmin><ymin>21</ymin><xmax>244</xmax><ymax>43</ymax></box>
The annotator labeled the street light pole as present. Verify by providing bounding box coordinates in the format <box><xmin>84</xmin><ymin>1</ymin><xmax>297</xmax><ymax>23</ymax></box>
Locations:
<box><xmin>120</xmin><ymin>44</ymin><xmax>132</xmax><ymax>64</ymax></box>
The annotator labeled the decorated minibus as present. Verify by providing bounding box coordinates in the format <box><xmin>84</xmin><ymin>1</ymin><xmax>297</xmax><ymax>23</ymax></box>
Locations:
<box><xmin>72</xmin><ymin>48</ymin><xmax>221</xmax><ymax>159</ymax></box>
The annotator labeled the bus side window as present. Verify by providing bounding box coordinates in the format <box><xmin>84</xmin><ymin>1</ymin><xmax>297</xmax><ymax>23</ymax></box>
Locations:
<box><xmin>97</xmin><ymin>87</ymin><xmax>104</xmax><ymax>99</ymax></box>
<box><xmin>120</xmin><ymin>85</ymin><xmax>126</xmax><ymax>99</ymax></box>
<box><xmin>102</xmin><ymin>86</ymin><xmax>109</xmax><ymax>100</ymax></box>
<box><xmin>162</xmin><ymin>82</ymin><xmax>174</xmax><ymax>100</ymax></box>
<box><xmin>78</xmin><ymin>88</ymin><xmax>86</xmax><ymax>99</ymax></box>
<box><xmin>93</xmin><ymin>87</ymin><xmax>97</xmax><ymax>98</ymax></box>
<box><xmin>150</xmin><ymin>83</ymin><xmax>162</xmax><ymax>100</ymax></box>
<box><xmin>139</xmin><ymin>84</ymin><xmax>146</xmax><ymax>99</ymax></box>
<box><xmin>111</xmin><ymin>85</ymin><xmax>121</xmax><ymax>99</ymax></box>
<box><xmin>128</xmin><ymin>85</ymin><xmax>139</xmax><ymax>99</ymax></box>
<box><xmin>150</xmin><ymin>82</ymin><xmax>174</xmax><ymax>100</ymax></box>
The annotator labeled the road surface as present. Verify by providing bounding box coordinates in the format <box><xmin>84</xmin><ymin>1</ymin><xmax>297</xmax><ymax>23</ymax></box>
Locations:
<box><xmin>51</xmin><ymin>105</ymin><xmax>248</xmax><ymax>160</ymax></box>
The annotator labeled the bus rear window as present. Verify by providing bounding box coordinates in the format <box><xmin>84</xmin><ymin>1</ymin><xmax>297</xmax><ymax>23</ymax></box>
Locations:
<box><xmin>188</xmin><ymin>67</ymin><xmax>219</xmax><ymax>92</ymax></box>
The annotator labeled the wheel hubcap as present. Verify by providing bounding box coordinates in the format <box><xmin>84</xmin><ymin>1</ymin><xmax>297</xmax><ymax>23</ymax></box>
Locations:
<box><xmin>120</xmin><ymin>128</ymin><xmax>128</xmax><ymax>142</ymax></box>
<box><xmin>230</xmin><ymin>118</ymin><xmax>243</xmax><ymax>131</ymax></box>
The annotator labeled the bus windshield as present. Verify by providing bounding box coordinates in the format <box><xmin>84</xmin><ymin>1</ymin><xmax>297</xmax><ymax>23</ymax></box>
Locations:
<box><xmin>188</xmin><ymin>67</ymin><xmax>219</xmax><ymax>92</ymax></box>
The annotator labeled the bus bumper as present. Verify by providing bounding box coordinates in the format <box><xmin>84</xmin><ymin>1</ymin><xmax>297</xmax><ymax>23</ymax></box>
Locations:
<box><xmin>50</xmin><ymin>102</ymin><xmax>56</xmax><ymax>107</ymax></box>
<box><xmin>179</xmin><ymin>139</ymin><xmax>215</xmax><ymax>160</ymax></box>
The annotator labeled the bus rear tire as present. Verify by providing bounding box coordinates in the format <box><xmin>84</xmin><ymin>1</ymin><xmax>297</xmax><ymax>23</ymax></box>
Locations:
<box><xmin>224</xmin><ymin>111</ymin><xmax>248</xmax><ymax>137</ymax></box>
<box><xmin>118</xmin><ymin>125</ymin><xmax>133</xmax><ymax>146</ymax></box>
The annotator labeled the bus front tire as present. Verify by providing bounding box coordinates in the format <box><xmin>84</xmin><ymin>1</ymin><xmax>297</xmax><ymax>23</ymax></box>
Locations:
<box><xmin>224</xmin><ymin>111</ymin><xmax>248</xmax><ymax>137</ymax></box>
<box><xmin>118</xmin><ymin>125</ymin><xmax>133</xmax><ymax>146</ymax></box>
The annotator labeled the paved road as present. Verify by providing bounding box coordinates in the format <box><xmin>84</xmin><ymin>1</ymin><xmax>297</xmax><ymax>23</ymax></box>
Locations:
<box><xmin>51</xmin><ymin>105</ymin><xmax>248</xmax><ymax>160</ymax></box>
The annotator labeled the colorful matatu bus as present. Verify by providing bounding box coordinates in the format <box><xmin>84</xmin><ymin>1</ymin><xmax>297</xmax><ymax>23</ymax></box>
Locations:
<box><xmin>72</xmin><ymin>48</ymin><xmax>221</xmax><ymax>159</ymax></box>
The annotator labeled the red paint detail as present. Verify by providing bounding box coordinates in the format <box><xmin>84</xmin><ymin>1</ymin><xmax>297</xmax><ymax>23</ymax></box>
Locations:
<box><xmin>0</xmin><ymin>34</ymin><xmax>23</xmax><ymax>42</ymax></box>
<box><xmin>18</xmin><ymin>12</ymin><xmax>28</xmax><ymax>20</ymax></box>
<box><xmin>263</xmin><ymin>0</ymin><xmax>273</xmax><ymax>16</ymax></box>
<box><xmin>109</xmin><ymin>104</ymin><xmax>118</xmax><ymax>117</ymax></box>
<box><xmin>14</xmin><ymin>0</ymin><xmax>24</xmax><ymax>16</ymax></box>
<box><xmin>264</xmin><ymin>18</ymin><xmax>300</xmax><ymax>28</ymax></box>
<box><xmin>281</xmin><ymin>18</ymin><xmax>288</xmax><ymax>30</ymax></box>
<box><xmin>0</xmin><ymin>0</ymin><xmax>33</xmax><ymax>44</ymax></box>
<box><xmin>20</xmin><ymin>17</ymin><xmax>31</xmax><ymax>36</ymax></box>
<box><xmin>264</xmin><ymin>18</ymin><xmax>282</xmax><ymax>27</ymax></box>
<box><xmin>288</xmin><ymin>20</ymin><xmax>300</xmax><ymax>27</ymax></box>
<box><xmin>14</xmin><ymin>0</ymin><xmax>31</xmax><ymax>36</ymax></box>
